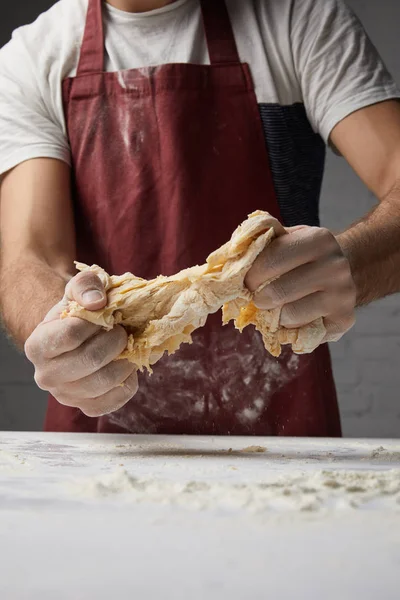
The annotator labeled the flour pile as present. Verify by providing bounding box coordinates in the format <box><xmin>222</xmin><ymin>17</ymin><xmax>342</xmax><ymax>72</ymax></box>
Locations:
<box><xmin>70</xmin><ymin>468</ymin><xmax>400</xmax><ymax>513</ymax></box>
<box><xmin>370</xmin><ymin>446</ymin><xmax>400</xmax><ymax>462</ymax></box>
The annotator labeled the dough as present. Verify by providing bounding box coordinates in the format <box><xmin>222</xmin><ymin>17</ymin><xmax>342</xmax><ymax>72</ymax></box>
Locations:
<box><xmin>62</xmin><ymin>210</ymin><xmax>325</xmax><ymax>371</ymax></box>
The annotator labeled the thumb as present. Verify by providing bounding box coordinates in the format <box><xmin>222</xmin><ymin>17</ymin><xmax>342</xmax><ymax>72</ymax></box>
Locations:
<box><xmin>65</xmin><ymin>271</ymin><xmax>107</xmax><ymax>311</ymax></box>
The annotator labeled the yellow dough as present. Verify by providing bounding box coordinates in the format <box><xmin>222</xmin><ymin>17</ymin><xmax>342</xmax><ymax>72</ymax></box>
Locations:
<box><xmin>62</xmin><ymin>211</ymin><xmax>325</xmax><ymax>371</ymax></box>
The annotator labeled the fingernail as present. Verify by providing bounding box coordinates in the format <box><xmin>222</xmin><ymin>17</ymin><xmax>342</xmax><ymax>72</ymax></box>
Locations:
<box><xmin>82</xmin><ymin>290</ymin><xmax>104</xmax><ymax>304</ymax></box>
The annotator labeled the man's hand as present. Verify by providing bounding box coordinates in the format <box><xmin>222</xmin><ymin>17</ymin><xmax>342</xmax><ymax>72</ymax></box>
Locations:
<box><xmin>25</xmin><ymin>271</ymin><xmax>138</xmax><ymax>417</ymax></box>
<box><xmin>245</xmin><ymin>226</ymin><xmax>357</xmax><ymax>343</ymax></box>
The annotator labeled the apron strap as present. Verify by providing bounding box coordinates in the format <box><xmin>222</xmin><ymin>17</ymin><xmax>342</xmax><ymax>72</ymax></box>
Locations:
<box><xmin>200</xmin><ymin>0</ymin><xmax>241</xmax><ymax>65</ymax></box>
<box><xmin>76</xmin><ymin>0</ymin><xmax>240</xmax><ymax>76</ymax></box>
<box><xmin>76</xmin><ymin>0</ymin><xmax>104</xmax><ymax>76</ymax></box>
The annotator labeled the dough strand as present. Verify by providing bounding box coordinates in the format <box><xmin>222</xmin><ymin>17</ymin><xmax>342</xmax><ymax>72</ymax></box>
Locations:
<box><xmin>62</xmin><ymin>211</ymin><xmax>325</xmax><ymax>371</ymax></box>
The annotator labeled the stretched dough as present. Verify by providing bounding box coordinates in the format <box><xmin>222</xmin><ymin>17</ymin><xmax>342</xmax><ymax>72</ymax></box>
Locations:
<box><xmin>62</xmin><ymin>211</ymin><xmax>325</xmax><ymax>371</ymax></box>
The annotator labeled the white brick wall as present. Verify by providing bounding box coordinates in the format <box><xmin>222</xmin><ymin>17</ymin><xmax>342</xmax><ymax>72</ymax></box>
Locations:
<box><xmin>0</xmin><ymin>0</ymin><xmax>400</xmax><ymax>436</ymax></box>
<box><xmin>329</xmin><ymin>320</ymin><xmax>400</xmax><ymax>438</ymax></box>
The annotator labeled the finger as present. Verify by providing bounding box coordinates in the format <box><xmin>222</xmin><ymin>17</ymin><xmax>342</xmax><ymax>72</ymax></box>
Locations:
<box><xmin>323</xmin><ymin>315</ymin><xmax>356</xmax><ymax>343</ymax></box>
<box><xmin>57</xmin><ymin>371</ymin><xmax>139</xmax><ymax>417</ymax></box>
<box><xmin>65</xmin><ymin>271</ymin><xmax>107</xmax><ymax>311</ymax></box>
<box><xmin>28</xmin><ymin>317</ymin><xmax>101</xmax><ymax>360</ymax></box>
<box><xmin>42</xmin><ymin>271</ymin><xmax>108</xmax><ymax>324</ymax></box>
<box><xmin>253</xmin><ymin>249</ymin><xmax>354</xmax><ymax>310</ymax></box>
<box><xmin>26</xmin><ymin>318</ymin><xmax>101</xmax><ymax>363</ymax></box>
<box><xmin>253</xmin><ymin>260</ymin><xmax>330</xmax><ymax>310</ymax></box>
<box><xmin>279</xmin><ymin>292</ymin><xmax>330</xmax><ymax>328</ymax></box>
<box><xmin>280</xmin><ymin>292</ymin><xmax>356</xmax><ymax>333</ymax></box>
<box><xmin>36</xmin><ymin>326</ymin><xmax>128</xmax><ymax>385</ymax></box>
<box><xmin>60</xmin><ymin>360</ymin><xmax>136</xmax><ymax>399</ymax></box>
<box><xmin>246</xmin><ymin>227</ymin><xmax>339</xmax><ymax>292</ymax></box>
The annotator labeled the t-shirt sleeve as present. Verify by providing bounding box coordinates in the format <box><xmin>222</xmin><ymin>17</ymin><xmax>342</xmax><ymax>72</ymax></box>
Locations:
<box><xmin>0</xmin><ymin>33</ymin><xmax>71</xmax><ymax>177</ymax></box>
<box><xmin>290</xmin><ymin>0</ymin><xmax>400</xmax><ymax>145</ymax></box>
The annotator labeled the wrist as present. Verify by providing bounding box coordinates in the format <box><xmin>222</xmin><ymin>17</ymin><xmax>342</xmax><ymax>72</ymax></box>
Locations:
<box><xmin>0</xmin><ymin>257</ymin><xmax>69</xmax><ymax>345</ymax></box>
<box><xmin>335</xmin><ymin>230</ymin><xmax>363</xmax><ymax>306</ymax></box>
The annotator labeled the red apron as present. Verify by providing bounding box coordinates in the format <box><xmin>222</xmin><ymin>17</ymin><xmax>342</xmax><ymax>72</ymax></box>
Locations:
<box><xmin>45</xmin><ymin>0</ymin><xmax>341</xmax><ymax>437</ymax></box>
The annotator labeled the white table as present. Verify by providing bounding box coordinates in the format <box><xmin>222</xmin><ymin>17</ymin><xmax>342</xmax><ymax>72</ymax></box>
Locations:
<box><xmin>0</xmin><ymin>432</ymin><xmax>399</xmax><ymax>599</ymax></box>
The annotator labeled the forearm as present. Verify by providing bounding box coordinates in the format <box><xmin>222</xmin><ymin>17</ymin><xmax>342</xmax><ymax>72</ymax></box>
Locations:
<box><xmin>0</xmin><ymin>253</ymin><xmax>73</xmax><ymax>347</ymax></box>
<box><xmin>0</xmin><ymin>159</ymin><xmax>76</xmax><ymax>346</ymax></box>
<box><xmin>337</xmin><ymin>192</ymin><xmax>400</xmax><ymax>306</ymax></box>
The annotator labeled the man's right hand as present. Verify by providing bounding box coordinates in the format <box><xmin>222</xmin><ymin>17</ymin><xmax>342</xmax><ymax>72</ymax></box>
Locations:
<box><xmin>25</xmin><ymin>271</ymin><xmax>138</xmax><ymax>417</ymax></box>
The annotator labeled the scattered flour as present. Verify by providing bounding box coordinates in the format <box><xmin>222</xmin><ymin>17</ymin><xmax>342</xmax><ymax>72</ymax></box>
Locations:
<box><xmin>370</xmin><ymin>446</ymin><xmax>400</xmax><ymax>462</ymax></box>
<box><xmin>0</xmin><ymin>449</ymin><xmax>28</xmax><ymax>471</ymax></box>
<box><xmin>239</xmin><ymin>446</ymin><xmax>266</xmax><ymax>453</ymax></box>
<box><xmin>68</xmin><ymin>468</ymin><xmax>400</xmax><ymax>514</ymax></box>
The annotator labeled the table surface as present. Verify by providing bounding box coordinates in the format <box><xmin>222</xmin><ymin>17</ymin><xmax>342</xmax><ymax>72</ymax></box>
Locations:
<box><xmin>0</xmin><ymin>432</ymin><xmax>399</xmax><ymax>600</ymax></box>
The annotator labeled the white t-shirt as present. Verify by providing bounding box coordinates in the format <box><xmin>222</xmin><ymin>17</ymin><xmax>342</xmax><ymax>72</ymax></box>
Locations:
<box><xmin>0</xmin><ymin>0</ymin><xmax>399</xmax><ymax>177</ymax></box>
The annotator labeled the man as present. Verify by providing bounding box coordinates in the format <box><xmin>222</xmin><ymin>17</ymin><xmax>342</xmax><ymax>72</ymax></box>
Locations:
<box><xmin>0</xmin><ymin>0</ymin><xmax>399</xmax><ymax>436</ymax></box>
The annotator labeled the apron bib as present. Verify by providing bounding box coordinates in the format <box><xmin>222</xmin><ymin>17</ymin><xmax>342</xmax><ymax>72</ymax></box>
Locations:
<box><xmin>45</xmin><ymin>0</ymin><xmax>341</xmax><ymax>437</ymax></box>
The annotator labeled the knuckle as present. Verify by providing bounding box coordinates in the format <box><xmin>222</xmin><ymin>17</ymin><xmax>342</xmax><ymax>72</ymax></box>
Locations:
<box><xmin>328</xmin><ymin>313</ymin><xmax>355</xmax><ymax>337</ymax></box>
<box><xmin>312</xmin><ymin>227</ymin><xmax>338</xmax><ymax>253</ymax></box>
<box><xmin>80</xmin><ymin>406</ymin><xmax>101</xmax><ymax>418</ymax></box>
<box><xmin>281</xmin><ymin>304</ymin><xmax>300</xmax><ymax>327</ymax></box>
<box><xmin>310</xmin><ymin>226</ymin><xmax>328</xmax><ymax>241</ymax></box>
<box><xmin>343</xmin><ymin>313</ymin><xmax>356</xmax><ymax>331</ymax></box>
<box><xmin>333</xmin><ymin>255</ymin><xmax>351</xmax><ymax>277</ymax></box>
<box><xmin>108</xmin><ymin>329</ymin><xmax>128</xmax><ymax>359</ymax></box>
<box><xmin>92</xmin><ymin>371</ymin><xmax>111</xmax><ymax>394</ymax></box>
<box><xmin>72</xmin><ymin>273</ymin><xmax>104</xmax><ymax>297</ymax></box>
<box><xmin>266</xmin><ymin>281</ymin><xmax>286</xmax><ymax>307</ymax></box>
<box><xmin>34</xmin><ymin>370</ymin><xmax>52</xmax><ymax>391</ymax></box>
<box><xmin>91</xmin><ymin>361</ymin><xmax>133</xmax><ymax>395</ymax></box>
<box><xmin>25</xmin><ymin>328</ymin><xmax>50</xmax><ymax>363</ymax></box>
<box><xmin>93</xmin><ymin>368</ymin><xmax>118</xmax><ymax>394</ymax></box>
<box><xmin>84</xmin><ymin>334</ymin><xmax>113</xmax><ymax>369</ymax></box>
<box><xmin>73</xmin><ymin>271</ymin><xmax>103</xmax><ymax>291</ymax></box>
<box><xmin>66</xmin><ymin>271</ymin><xmax>106</xmax><ymax>306</ymax></box>
<box><xmin>62</xmin><ymin>319</ymin><xmax>88</xmax><ymax>348</ymax></box>
<box><xmin>24</xmin><ymin>337</ymin><xmax>38</xmax><ymax>362</ymax></box>
<box><xmin>55</xmin><ymin>394</ymin><xmax>78</xmax><ymax>408</ymax></box>
<box><xmin>327</xmin><ymin>258</ymin><xmax>355</xmax><ymax>292</ymax></box>
<box><xmin>82</xmin><ymin>400</ymin><xmax>122</xmax><ymax>418</ymax></box>
<box><xmin>342</xmin><ymin>291</ymin><xmax>356</xmax><ymax>314</ymax></box>
<box><xmin>121</xmin><ymin>373</ymin><xmax>139</xmax><ymax>399</ymax></box>
<box><xmin>85</xmin><ymin>343</ymin><xmax>109</xmax><ymax>369</ymax></box>
<box><xmin>257</xmin><ymin>244</ymin><xmax>282</xmax><ymax>280</ymax></box>
<box><xmin>263</xmin><ymin>255</ymin><xmax>280</xmax><ymax>280</ymax></box>
<box><xmin>82</xmin><ymin>327</ymin><xmax>127</xmax><ymax>371</ymax></box>
<box><xmin>346</xmin><ymin>277</ymin><xmax>357</xmax><ymax>299</ymax></box>
<box><xmin>320</xmin><ymin>293</ymin><xmax>333</xmax><ymax>315</ymax></box>
<box><xmin>313</xmin><ymin>227</ymin><xmax>333</xmax><ymax>239</ymax></box>
<box><xmin>316</xmin><ymin>226</ymin><xmax>332</xmax><ymax>241</ymax></box>
<box><xmin>113</xmin><ymin>325</ymin><xmax>129</xmax><ymax>348</ymax></box>
<box><xmin>34</xmin><ymin>372</ymin><xmax>46</xmax><ymax>390</ymax></box>
<box><xmin>326</xmin><ymin>332</ymin><xmax>343</xmax><ymax>343</ymax></box>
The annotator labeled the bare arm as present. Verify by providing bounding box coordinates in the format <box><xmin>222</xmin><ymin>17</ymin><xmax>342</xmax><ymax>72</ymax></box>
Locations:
<box><xmin>246</xmin><ymin>100</ymin><xmax>400</xmax><ymax>343</ymax></box>
<box><xmin>331</xmin><ymin>100</ymin><xmax>400</xmax><ymax>306</ymax></box>
<box><xmin>0</xmin><ymin>158</ymin><xmax>75</xmax><ymax>345</ymax></box>
<box><xmin>0</xmin><ymin>157</ymin><xmax>138</xmax><ymax>416</ymax></box>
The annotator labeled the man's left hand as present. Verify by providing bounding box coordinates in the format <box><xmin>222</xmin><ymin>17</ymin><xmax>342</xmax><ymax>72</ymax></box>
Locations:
<box><xmin>245</xmin><ymin>226</ymin><xmax>357</xmax><ymax>343</ymax></box>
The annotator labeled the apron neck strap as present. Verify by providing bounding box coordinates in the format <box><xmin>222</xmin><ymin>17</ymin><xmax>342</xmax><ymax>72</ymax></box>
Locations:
<box><xmin>76</xmin><ymin>0</ymin><xmax>104</xmax><ymax>75</ymax></box>
<box><xmin>200</xmin><ymin>0</ymin><xmax>240</xmax><ymax>65</ymax></box>
<box><xmin>76</xmin><ymin>0</ymin><xmax>240</xmax><ymax>76</ymax></box>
